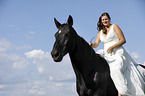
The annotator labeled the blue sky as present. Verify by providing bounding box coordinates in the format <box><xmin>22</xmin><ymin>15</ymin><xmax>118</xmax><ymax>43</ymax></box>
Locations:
<box><xmin>0</xmin><ymin>0</ymin><xmax>145</xmax><ymax>96</ymax></box>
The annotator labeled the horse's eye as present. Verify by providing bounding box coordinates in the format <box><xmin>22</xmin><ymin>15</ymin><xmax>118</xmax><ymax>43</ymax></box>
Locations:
<box><xmin>65</xmin><ymin>33</ymin><xmax>68</xmax><ymax>37</ymax></box>
<box><xmin>66</xmin><ymin>29</ymin><xmax>69</xmax><ymax>32</ymax></box>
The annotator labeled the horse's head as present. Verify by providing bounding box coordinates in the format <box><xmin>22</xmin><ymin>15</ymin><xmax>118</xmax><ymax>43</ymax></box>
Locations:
<box><xmin>51</xmin><ymin>15</ymin><xmax>76</xmax><ymax>62</ymax></box>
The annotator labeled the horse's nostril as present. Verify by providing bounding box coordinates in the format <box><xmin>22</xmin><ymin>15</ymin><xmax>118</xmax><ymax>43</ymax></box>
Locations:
<box><xmin>51</xmin><ymin>51</ymin><xmax>60</xmax><ymax>58</ymax></box>
<box><xmin>55</xmin><ymin>52</ymin><xmax>60</xmax><ymax>58</ymax></box>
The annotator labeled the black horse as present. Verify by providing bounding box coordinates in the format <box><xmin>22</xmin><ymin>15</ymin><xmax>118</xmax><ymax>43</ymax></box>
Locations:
<box><xmin>51</xmin><ymin>15</ymin><xmax>118</xmax><ymax>96</ymax></box>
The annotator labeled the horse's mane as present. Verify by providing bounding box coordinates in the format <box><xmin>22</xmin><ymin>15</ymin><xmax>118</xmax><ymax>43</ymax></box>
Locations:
<box><xmin>68</xmin><ymin>25</ymin><xmax>103</xmax><ymax>62</ymax></box>
<box><xmin>77</xmin><ymin>35</ymin><xmax>101</xmax><ymax>60</ymax></box>
<box><xmin>71</xmin><ymin>31</ymin><xmax>109</xmax><ymax>72</ymax></box>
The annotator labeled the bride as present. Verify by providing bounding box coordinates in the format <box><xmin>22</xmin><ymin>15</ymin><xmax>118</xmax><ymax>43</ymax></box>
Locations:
<box><xmin>89</xmin><ymin>12</ymin><xmax>145</xmax><ymax>96</ymax></box>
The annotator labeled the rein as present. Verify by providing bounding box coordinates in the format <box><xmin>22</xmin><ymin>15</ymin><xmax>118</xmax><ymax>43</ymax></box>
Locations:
<box><xmin>90</xmin><ymin>37</ymin><xmax>95</xmax><ymax>43</ymax></box>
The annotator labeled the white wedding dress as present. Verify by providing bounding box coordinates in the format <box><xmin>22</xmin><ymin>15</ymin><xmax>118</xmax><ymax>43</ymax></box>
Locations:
<box><xmin>99</xmin><ymin>24</ymin><xmax>145</xmax><ymax>96</ymax></box>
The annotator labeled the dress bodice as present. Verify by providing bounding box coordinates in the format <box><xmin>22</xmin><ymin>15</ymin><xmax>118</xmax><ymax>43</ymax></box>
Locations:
<box><xmin>100</xmin><ymin>24</ymin><xmax>120</xmax><ymax>52</ymax></box>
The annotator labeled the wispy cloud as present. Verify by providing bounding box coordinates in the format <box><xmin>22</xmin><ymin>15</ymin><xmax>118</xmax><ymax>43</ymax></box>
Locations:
<box><xmin>0</xmin><ymin>38</ymin><xmax>77</xmax><ymax>96</ymax></box>
<box><xmin>8</xmin><ymin>24</ymin><xmax>20</xmax><ymax>31</ymax></box>
<box><xmin>0</xmin><ymin>80</ymin><xmax>76</xmax><ymax>96</ymax></box>
<box><xmin>0</xmin><ymin>38</ymin><xmax>11</xmax><ymax>52</ymax></box>
<box><xmin>0</xmin><ymin>38</ymin><xmax>30</xmax><ymax>78</ymax></box>
<box><xmin>0</xmin><ymin>38</ymin><xmax>31</xmax><ymax>51</ymax></box>
<box><xmin>131</xmin><ymin>52</ymin><xmax>141</xmax><ymax>62</ymax></box>
<box><xmin>25</xmin><ymin>31</ymin><xmax>36</xmax><ymax>39</ymax></box>
<box><xmin>25</xmin><ymin>50</ymin><xmax>75</xmax><ymax>80</ymax></box>
<box><xmin>8</xmin><ymin>24</ymin><xmax>14</xmax><ymax>28</ymax></box>
<box><xmin>0</xmin><ymin>53</ymin><xmax>30</xmax><ymax>74</ymax></box>
<box><xmin>0</xmin><ymin>50</ymin><xmax>77</xmax><ymax>96</ymax></box>
<box><xmin>131</xmin><ymin>52</ymin><xmax>140</xmax><ymax>59</ymax></box>
<box><xmin>15</xmin><ymin>45</ymin><xmax>31</xmax><ymax>50</ymax></box>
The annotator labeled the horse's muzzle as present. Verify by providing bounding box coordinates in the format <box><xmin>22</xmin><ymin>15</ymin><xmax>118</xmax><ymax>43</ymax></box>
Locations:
<box><xmin>51</xmin><ymin>50</ymin><xmax>62</xmax><ymax>62</ymax></box>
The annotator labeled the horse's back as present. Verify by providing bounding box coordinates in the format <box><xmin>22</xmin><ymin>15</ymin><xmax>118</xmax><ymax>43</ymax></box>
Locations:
<box><xmin>94</xmin><ymin>53</ymin><xmax>110</xmax><ymax>72</ymax></box>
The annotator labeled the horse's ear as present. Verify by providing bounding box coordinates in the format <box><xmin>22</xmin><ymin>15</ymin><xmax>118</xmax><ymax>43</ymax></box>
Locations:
<box><xmin>54</xmin><ymin>18</ymin><xmax>61</xmax><ymax>29</ymax></box>
<box><xmin>67</xmin><ymin>15</ymin><xmax>73</xmax><ymax>26</ymax></box>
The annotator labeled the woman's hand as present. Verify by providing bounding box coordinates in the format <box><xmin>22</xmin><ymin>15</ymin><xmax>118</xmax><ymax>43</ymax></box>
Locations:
<box><xmin>107</xmin><ymin>46</ymin><xmax>115</xmax><ymax>53</ymax></box>
<box><xmin>89</xmin><ymin>43</ymin><xmax>93</xmax><ymax>47</ymax></box>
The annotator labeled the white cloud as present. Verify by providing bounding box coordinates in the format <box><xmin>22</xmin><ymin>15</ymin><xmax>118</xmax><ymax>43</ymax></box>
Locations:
<box><xmin>0</xmin><ymin>38</ymin><xmax>31</xmax><ymax>71</ymax></box>
<box><xmin>0</xmin><ymin>85</ymin><xmax>6</xmax><ymax>89</ymax></box>
<box><xmin>0</xmin><ymin>80</ymin><xmax>77</xmax><ymax>96</ymax></box>
<box><xmin>131</xmin><ymin>52</ymin><xmax>140</xmax><ymax>59</ymax></box>
<box><xmin>25</xmin><ymin>50</ymin><xmax>75</xmax><ymax>81</ymax></box>
<box><xmin>38</xmin><ymin>67</ymin><xmax>44</xmax><ymax>73</ymax></box>
<box><xmin>0</xmin><ymin>38</ymin><xmax>31</xmax><ymax>52</ymax></box>
<box><xmin>0</xmin><ymin>38</ymin><xmax>11</xmax><ymax>52</ymax></box>
<box><xmin>131</xmin><ymin>52</ymin><xmax>141</xmax><ymax>62</ymax></box>
<box><xmin>0</xmin><ymin>38</ymin><xmax>77</xmax><ymax>96</ymax></box>
<box><xmin>0</xmin><ymin>53</ymin><xmax>30</xmax><ymax>82</ymax></box>
<box><xmin>25</xmin><ymin>50</ymin><xmax>48</xmax><ymax>59</ymax></box>
<box><xmin>0</xmin><ymin>48</ymin><xmax>77</xmax><ymax>96</ymax></box>
<box><xmin>11</xmin><ymin>54</ymin><xmax>30</xmax><ymax>69</ymax></box>
<box><xmin>0</xmin><ymin>38</ymin><xmax>31</xmax><ymax>83</ymax></box>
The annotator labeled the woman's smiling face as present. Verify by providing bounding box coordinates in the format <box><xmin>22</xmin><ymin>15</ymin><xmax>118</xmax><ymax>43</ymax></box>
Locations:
<box><xmin>101</xmin><ymin>15</ymin><xmax>110</xmax><ymax>27</ymax></box>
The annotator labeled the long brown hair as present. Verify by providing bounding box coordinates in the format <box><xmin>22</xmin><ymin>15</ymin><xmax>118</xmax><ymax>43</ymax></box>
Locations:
<box><xmin>97</xmin><ymin>12</ymin><xmax>111</xmax><ymax>34</ymax></box>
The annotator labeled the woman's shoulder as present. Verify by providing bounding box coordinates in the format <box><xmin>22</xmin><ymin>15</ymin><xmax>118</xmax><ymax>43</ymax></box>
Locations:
<box><xmin>112</xmin><ymin>24</ymin><xmax>119</xmax><ymax>28</ymax></box>
<box><xmin>96</xmin><ymin>30</ymin><xmax>102</xmax><ymax>39</ymax></box>
<box><xmin>112</xmin><ymin>24</ymin><xmax>121</xmax><ymax>30</ymax></box>
<box><xmin>97</xmin><ymin>30</ymin><xmax>102</xmax><ymax>35</ymax></box>
<box><xmin>98</xmin><ymin>30</ymin><xmax>101</xmax><ymax>33</ymax></box>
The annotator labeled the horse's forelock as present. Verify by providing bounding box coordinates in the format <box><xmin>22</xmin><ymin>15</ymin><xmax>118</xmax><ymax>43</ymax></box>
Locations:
<box><xmin>60</xmin><ymin>24</ymin><xmax>77</xmax><ymax>35</ymax></box>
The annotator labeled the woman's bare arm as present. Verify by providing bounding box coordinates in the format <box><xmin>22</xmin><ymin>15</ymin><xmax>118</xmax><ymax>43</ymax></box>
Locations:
<box><xmin>89</xmin><ymin>31</ymin><xmax>101</xmax><ymax>48</ymax></box>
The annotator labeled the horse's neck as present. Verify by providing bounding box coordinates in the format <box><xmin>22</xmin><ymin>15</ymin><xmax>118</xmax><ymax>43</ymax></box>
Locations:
<box><xmin>69</xmin><ymin>36</ymin><xmax>96</xmax><ymax>68</ymax></box>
